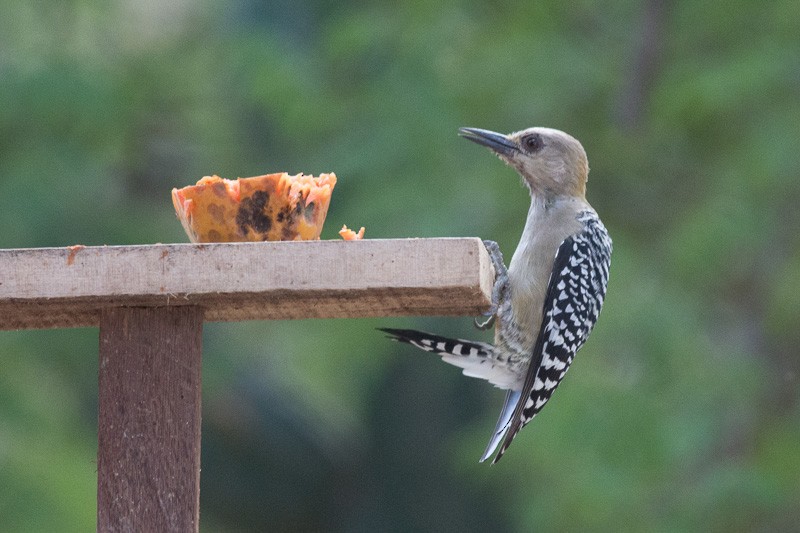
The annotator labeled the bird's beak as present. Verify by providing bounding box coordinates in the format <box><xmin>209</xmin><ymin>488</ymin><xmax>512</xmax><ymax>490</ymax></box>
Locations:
<box><xmin>459</xmin><ymin>127</ymin><xmax>517</xmax><ymax>156</ymax></box>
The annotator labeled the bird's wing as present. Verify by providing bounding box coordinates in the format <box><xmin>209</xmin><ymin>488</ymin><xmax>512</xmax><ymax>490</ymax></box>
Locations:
<box><xmin>491</xmin><ymin>218</ymin><xmax>611</xmax><ymax>463</ymax></box>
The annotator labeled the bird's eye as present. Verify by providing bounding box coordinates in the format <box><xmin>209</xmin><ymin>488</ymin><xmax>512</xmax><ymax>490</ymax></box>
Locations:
<box><xmin>522</xmin><ymin>134</ymin><xmax>543</xmax><ymax>153</ymax></box>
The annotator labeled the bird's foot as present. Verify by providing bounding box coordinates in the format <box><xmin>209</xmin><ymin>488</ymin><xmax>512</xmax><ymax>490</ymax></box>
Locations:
<box><xmin>475</xmin><ymin>240</ymin><xmax>509</xmax><ymax>330</ymax></box>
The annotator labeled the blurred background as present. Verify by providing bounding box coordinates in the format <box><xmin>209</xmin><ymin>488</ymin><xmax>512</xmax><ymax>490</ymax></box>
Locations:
<box><xmin>1</xmin><ymin>0</ymin><xmax>799</xmax><ymax>531</ymax></box>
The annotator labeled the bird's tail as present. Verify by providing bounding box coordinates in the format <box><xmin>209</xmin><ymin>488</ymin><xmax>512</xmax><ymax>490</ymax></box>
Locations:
<box><xmin>378</xmin><ymin>327</ymin><xmax>492</xmax><ymax>363</ymax></box>
<box><xmin>380</xmin><ymin>328</ymin><xmax>526</xmax><ymax>462</ymax></box>
<box><xmin>479</xmin><ymin>388</ymin><xmax>520</xmax><ymax>463</ymax></box>
<box><xmin>378</xmin><ymin>328</ymin><xmax>517</xmax><ymax>389</ymax></box>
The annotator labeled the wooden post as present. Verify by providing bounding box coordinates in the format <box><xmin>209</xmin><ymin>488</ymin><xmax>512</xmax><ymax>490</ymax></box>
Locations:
<box><xmin>98</xmin><ymin>307</ymin><xmax>203</xmax><ymax>533</ymax></box>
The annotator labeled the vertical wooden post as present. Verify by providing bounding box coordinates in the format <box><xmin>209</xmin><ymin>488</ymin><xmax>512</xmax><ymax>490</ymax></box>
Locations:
<box><xmin>98</xmin><ymin>307</ymin><xmax>203</xmax><ymax>532</ymax></box>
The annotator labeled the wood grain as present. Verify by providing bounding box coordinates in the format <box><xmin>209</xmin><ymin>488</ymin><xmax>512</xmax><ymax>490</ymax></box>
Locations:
<box><xmin>97</xmin><ymin>306</ymin><xmax>202</xmax><ymax>533</ymax></box>
<box><xmin>0</xmin><ymin>239</ymin><xmax>494</xmax><ymax>330</ymax></box>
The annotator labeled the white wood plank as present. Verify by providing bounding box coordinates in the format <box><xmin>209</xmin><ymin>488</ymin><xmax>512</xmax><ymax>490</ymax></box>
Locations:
<box><xmin>0</xmin><ymin>239</ymin><xmax>494</xmax><ymax>330</ymax></box>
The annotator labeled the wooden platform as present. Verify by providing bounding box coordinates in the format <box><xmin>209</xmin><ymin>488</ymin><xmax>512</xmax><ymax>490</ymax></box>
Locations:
<box><xmin>0</xmin><ymin>238</ymin><xmax>494</xmax><ymax>330</ymax></box>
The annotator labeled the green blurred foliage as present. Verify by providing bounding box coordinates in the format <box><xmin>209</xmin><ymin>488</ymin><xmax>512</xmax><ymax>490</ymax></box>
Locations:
<box><xmin>1</xmin><ymin>0</ymin><xmax>799</xmax><ymax>531</ymax></box>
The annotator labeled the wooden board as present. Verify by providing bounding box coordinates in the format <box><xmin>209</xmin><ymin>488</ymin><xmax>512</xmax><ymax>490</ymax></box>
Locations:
<box><xmin>0</xmin><ymin>238</ymin><xmax>494</xmax><ymax>330</ymax></box>
<box><xmin>98</xmin><ymin>306</ymin><xmax>202</xmax><ymax>532</ymax></box>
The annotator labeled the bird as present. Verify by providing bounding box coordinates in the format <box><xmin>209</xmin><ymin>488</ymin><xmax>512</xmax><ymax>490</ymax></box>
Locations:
<box><xmin>380</xmin><ymin>126</ymin><xmax>612</xmax><ymax>464</ymax></box>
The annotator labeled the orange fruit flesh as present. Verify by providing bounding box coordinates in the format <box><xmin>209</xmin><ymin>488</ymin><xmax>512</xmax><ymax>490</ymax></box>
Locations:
<box><xmin>172</xmin><ymin>173</ymin><xmax>336</xmax><ymax>243</ymax></box>
<box><xmin>339</xmin><ymin>225</ymin><xmax>365</xmax><ymax>240</ymax></box>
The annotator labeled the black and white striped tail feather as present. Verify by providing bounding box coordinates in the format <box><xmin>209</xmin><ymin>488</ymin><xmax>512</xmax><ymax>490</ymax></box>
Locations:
<box><xmin>377</xmin><ymin>328</ymin><xmax>493</xmax><ymax>359</ymax></box>
<box><xmin>379</xmin><ymin>327</ymin><xmax>522</xmax><ymax>462</ymax></box>
<box><xmin>378</xmin><ymin>328</ymin><xmax>523</xmax><ymax>389</ymax></box>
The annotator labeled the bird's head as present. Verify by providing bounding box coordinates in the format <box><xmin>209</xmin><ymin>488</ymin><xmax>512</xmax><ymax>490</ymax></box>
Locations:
<box><xmin>459</xmin><ymin>126</ymin><xmax>588</xmax><ymax>199</ymax></box>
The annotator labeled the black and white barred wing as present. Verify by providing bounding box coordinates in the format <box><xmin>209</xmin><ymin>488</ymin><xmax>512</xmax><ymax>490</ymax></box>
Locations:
<box><xmin>491</xmin><ymin>214</ymin><xmax>611</xmax><ymax>463</ymax></box>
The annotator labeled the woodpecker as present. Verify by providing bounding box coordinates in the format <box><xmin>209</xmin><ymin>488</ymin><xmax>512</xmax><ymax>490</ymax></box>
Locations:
<box><xmin>380</xmin><ymin>127</ymin><xmax>612</xmax><ymax>463</ymax></box>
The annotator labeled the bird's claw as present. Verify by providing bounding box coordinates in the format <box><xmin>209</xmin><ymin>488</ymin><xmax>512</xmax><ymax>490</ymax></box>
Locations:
<box><xmin>475</xmin><ymin>240</ymin><xmax>509</xmax><ymax>331</ymax></box>
<box><xmin>474</xmin><ymin>314</ymin><xmax>496</xmax><ymax>330</ymax></box>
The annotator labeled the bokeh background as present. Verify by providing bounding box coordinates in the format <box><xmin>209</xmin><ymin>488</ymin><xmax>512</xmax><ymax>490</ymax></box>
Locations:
<box><xmin>1</xmin><ymin>1</ymin><xmax>799</xmax><ymax>531</ymax></box>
